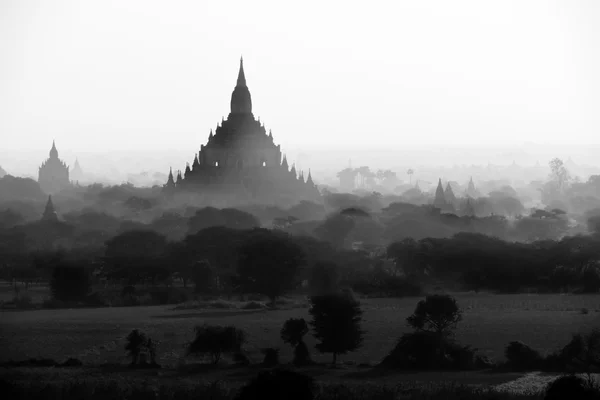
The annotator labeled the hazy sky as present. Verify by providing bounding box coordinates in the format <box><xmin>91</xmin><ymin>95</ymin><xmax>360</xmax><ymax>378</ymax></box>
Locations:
<box><xmin>1</xmin><ymin>0</ymin><xmax>599</xmax><ymax>156</ymax></box>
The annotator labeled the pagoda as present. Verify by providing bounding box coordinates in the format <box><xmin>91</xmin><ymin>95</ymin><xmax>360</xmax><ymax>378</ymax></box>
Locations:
<box><xmin>38</xmin><ymin>141</ymin><xmax>70</xmax><ymax>194</ymax></box>
<box><xmin>165</xmin><ymin>58</ymin><xmax>320</xmax><ymax>204</ymax></box>
<box><xmin>42</xmin><ymin>195</ymin><xmax>58</xmax><ymax>222</ymax></box>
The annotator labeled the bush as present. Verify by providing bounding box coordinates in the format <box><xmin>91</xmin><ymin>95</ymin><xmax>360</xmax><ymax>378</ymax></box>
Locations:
<box><xmin>544</xmin><ymin>374</ymin><xmax>598</xmax><ymax>400</ymax></box>
<box><xmin>379</xmin><ymin>331</ymin><xmax>478</xmax><ymax>370</ymax></box>
<box><xmin>125</xmin><ymin>329</ymin><xmax>147</xmax><ymax>366</ymax></box>
<box><xmin>261</xmin><ymin>348</ymin><xmax>280</xmax><ymax>367</ymax></box>
<box><xmin>281</xmin><ymin>318</ymin><xmax>311</xmax><ymax>366</ymax></box>
<box><xmin>504</xmin><ymin>341</ymin><xmax>544</xmax><ymax>370</ymax></box>
<box><xmin>235</xmin><ymin>369</ymin><xmax>315</xmax><ymax>400</ymax></box>
<box><xmin>84</xmin><ymin>292</ymin><xmax>105</xmax><ymax>307</ymax></box>
<box><xmin>50</xmin><ymin>263</ymin><xmax>91</xmax><ymax>302</ymax></box>
<box><xmin>188</xmin><ymin>325</ymin><xmax>247</xmax><ymax>364</ymax></box>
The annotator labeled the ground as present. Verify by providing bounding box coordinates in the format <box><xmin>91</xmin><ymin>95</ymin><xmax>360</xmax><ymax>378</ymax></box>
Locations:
<box><xmin>1</xmin><ymin>292</ymin><xmax>600</xmax><ymax>390</ymax></box>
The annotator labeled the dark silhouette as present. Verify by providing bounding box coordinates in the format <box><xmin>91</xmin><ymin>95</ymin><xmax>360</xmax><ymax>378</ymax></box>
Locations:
<box><xmin>309</xmin><ymin>293</ymin><xmax>365</xmax><ymax>365</ymax></box>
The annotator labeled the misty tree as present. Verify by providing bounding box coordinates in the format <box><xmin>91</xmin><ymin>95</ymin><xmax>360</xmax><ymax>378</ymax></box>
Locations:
<box><xmin>236</xmin><ymin>231</ymin><xmax>305</xmax><ymax>303</ymax></box>
<box><xmin>549</xmin><ymin>158</ymin><xmax>571</xmax><ymax>192</ymax></box>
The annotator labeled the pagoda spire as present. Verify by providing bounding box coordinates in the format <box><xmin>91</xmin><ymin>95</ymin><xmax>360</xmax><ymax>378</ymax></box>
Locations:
<box><xmin>290</xmin><ymin>163</ymin><xmax>297</xmax><ymax>178</ymax></box>
<box><xmin>433</xmin><ymin>178</ymin><xmax>446</xmax><ymax>209</ymax></box>
<box><xmin>237</xmin><ymin>56</ymin><xmax>247</xmax><ymax>87</ymax></box>
<box><xmin>281</xmin><ymin>155</ymin><xmax>289</xmax><ymax>171</ymax></box>
<box><xmin>230</xmin><ymin>57</ymin><xmax>252</xmax><ymax>114</ymax></box>
<box><xmin>49</xmin><ymin>140</ymin><xmax>58</xmax><ymax>159</ymax></box>
<box><xmin>42</xmin><ymin>195</ymin><xmax>58</xmax><ymax>221</ymax></box>
<box><xmin>307</xmin><ymin>169</ymin><xmax>314</xmax><ymax>185</ymax></box>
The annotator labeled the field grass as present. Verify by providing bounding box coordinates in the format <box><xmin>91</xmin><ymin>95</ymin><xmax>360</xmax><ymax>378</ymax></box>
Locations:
<box><xmin>2</xmin><ymin>292</ymin><xmax>599</xmax><ymax>371</ymax></box>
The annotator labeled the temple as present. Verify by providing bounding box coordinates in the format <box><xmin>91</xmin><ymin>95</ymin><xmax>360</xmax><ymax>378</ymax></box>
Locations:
<box><xmin>165</xmin><ymin>58</ymin><xmax>320</xmax><ymax>204</ymax></box>
<box><xmin>38</xmin><ymin>141</ymin><xmax>71</xmax><ymax>195</ymax></box>
<box><xmin>41</xmin><ymin>195</ymin><xmax>59</xmax><ymax>222</ymax></box>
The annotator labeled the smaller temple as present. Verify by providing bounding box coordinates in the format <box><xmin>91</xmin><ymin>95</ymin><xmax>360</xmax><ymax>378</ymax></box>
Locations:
<box><xmin>444</xmin><ymin>182</ymin><xmax>457</xmax><ymax>207</ymax></box>
<box><xmin>71</xmin><ymin>158</ymin><xmax>84</xmax><ymax>183</ymax></box>
<box><xmin>42</xmin><ymin>195</ymin><xmax>58</xmax><ymax>222</ymax></box>
<box><xmin>38</xmin><ymin>141</ymin><xmax>70</xmax><ymax>195</ymax></box>
<box><xmin>433</xmin><ymin>178</ymin><xmax>455</xmax><ymax>213</ymax></box>
<box><xmin>466</xmin><ymin>177</ymin><xmax>478</xmax><ymax>198</ymax></box>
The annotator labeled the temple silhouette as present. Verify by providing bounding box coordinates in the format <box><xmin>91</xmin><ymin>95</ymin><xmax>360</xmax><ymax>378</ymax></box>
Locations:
<box><xmin>164</xmin><ymin>58</ymin><xmax>320</xmax><ymax>204</ymax></box>
<box><xmin>38</xmin><ymin>141</ymin><xmax>71</xmax><ymax>195</ymax></box>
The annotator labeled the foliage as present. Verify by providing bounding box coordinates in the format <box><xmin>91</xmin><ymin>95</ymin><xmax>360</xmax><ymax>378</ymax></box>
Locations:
<box><xmin>261</xmin><ymin>348</ymin><xmax>280</xmax><ymax>367</ymax></box>
<box><xmin>504</xmin><ymin>341</ymin><xmax>544</xmax><ymax>371</ymax></box>
<box><xmin>308</xmin><ymin>262</ymin><xmax>340</xmax><ymax>295</ymax></box>
<box><xmin>50</xmin><ymin>261</ymin><xmax>91</xmax><ymax>302</ymax></box>
<box><xmin>309</xmin><ymin>293</ymin><xmax>365</xmax><ymax>364</ymax></box>
<box><xmin>125</xmin><ymin>329</ymin><xmax>147</xmax><ymax>365</ymax></box>
<box><xmin>544</xmin><ymin>375</ymin><xmax>598</xmax><ymax>400</ymax></box>
<box><xmin>192</xmin><ymin>260</ymin><xmax>216</xmax><ymax>293</ymax></box>
<box><xmin>188</xmin><ymin>325</ymin><xmax>247</xmax><ymax>364</ymax></box>
<box><xmin>237</xmin><ymin>231</ymin><xmax>305</xmax><ymax>302</ymax></box>
<box><xmin>379</xmin><ymin>331</ymin><xmax>477</xmax><ymax>370</ymax></box>
<box><xmin>281</xmin><ymin>318</ymin><xmax>311</xmax><ymax>366</ymax></box>
<box><xmin>406</xmin><ymin>294</ymin><xmax>463</xmax><ymax>337</ymax></box>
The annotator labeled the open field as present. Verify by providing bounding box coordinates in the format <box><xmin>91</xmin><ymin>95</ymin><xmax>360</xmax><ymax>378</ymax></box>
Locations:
<box><xmin>2</xmin><ymin>293</ymin><xmax>600</xmax><ymax>369</ymax></box>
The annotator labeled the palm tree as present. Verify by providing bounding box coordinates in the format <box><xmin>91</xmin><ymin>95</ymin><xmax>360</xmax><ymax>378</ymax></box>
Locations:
<box><xmin>407</xmin><ymin>169</ymin><xmax>414</xmax><ymax>185</ymax></box>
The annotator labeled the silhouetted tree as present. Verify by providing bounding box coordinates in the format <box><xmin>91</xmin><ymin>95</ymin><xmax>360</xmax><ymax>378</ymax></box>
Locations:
<box><xmin>309</xmin><ymin>293</ymin><xmax>365</xmax><ymax>365</ymax></box>
<box><xmin>125</xmin><ymin>329</ymin><xmax>147</xmax><ymax>366</ymax></box>
<box><xmin>237</xmin><ymin>232</ymin><xmax>305</xmax><ymax>303</ymax></box>
<box><xmin>406</xmin><ymin>294</ymin><xmax>463</xmax><ymax>337</ymax></box>
<box><xmin>188</xmin><ymin>325</ymin><xmax>246</xmax><ymax>364</ymax></box>
<box><xmin>308</xmin><ymin>262</ymin><xmax>339</xmax><ymax>295</ymax></box>
<box><xmin>281</xmin><ymin>318</ymin><xmax>311</xmax><ymax>365</ymax></box>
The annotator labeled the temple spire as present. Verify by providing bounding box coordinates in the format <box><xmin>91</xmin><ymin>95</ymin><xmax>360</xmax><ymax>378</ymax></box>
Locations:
<box><xmin>49</xmin><ymin>140</ymin><xmax>58</xmax><ymax>159</ymax></box>
<box><xmin>42</xmin><ymin>195</ymin><xmax>58</xmax><ymax>221</ymax></box>
<box><xmin>230</xmin><ymin>57</ymin><xmax>252</xmax><ymax>114</ymax></box>
<box><xmin>281</xmin><ymin>155</ymin><xmax>289</xmax><ymax>171</ymax></box>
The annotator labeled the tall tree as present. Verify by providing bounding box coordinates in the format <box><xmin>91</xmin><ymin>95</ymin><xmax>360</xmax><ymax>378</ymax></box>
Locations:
<box><xmin>237</xmin><ymin>231</ymin><xmax>305</xmax><ymax>303</ymax></box>
<box><xmin>309</xmin><ymin>293</ymin><xmax>365</xmax><ymax>365</ymax></box>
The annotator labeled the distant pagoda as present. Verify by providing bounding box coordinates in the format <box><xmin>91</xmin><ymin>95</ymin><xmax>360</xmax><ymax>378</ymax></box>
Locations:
<box><xmin>42</xmin><ymin>195</ymin><xmax>58</xmax><ymax>222</ymax></box>
<box><xmin>164</xmin><ymin>58</ymin><xmax>320</xmax><ymax>204</ymax></box>
<box><xmin>38</xmin><ymin>141</ymin><xmax>71</xmax><ymax>194</ymax></box>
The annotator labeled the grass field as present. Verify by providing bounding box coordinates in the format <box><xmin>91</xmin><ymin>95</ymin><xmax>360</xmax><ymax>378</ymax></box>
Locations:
<box><xmin>2</xmin><ymin>292</ymin><xmax>600</xmax><ymax>369</ymax></box>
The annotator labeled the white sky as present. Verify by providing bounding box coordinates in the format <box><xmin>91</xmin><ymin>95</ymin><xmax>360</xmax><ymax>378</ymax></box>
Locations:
<box><xmin>1</xmin><ymin>0</ymin><xmax>599</xmax><ymax>156</ymax></box>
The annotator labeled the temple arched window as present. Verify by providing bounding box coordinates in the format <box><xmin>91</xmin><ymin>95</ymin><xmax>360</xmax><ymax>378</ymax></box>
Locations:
<box><xmin>262</xmin><ymin>161</ymin><xmax>266</xmax><ymax>167</ymax></box>
<box><xmin>215</xmin><ymin>161</ymin><xmax>219</xmax><ymax>167</ymax></box>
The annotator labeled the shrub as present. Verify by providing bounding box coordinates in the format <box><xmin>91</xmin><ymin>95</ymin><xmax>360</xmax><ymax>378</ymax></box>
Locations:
<box><xmin>84</xmin><ymin>292</ymin><xmax>105</xmax><ymax>307</ymax></box>
<box><xmin>235</xmin><ymin>369</ymin><xmax>315</xmax><ymax>400</ymax></box>
<box><xmin>544</xmin><ymin>374</ymin><xmax>597</xmax><ymax>400</ymax></box>
<box><xmin>125</xmin><ymin>329</ymin><xmax>147</xmax><ymax>366</ymax></box>
<box><xmin>281</xmin><ymin>318</ymin><xmax>311</xmax><ymax>366</ymax></box>
<box><xmin>188</xmin><ymin>325</ymin><xmax>247</xmax><ymax>364</ymax></box>
<box><xmin>558</xmin><ymin>329</ymin><xmax>600</xmax><ymax>373</ymax></box>
<box><xmin>50</xmin><ymin>263</ymin><xmax>91</xmax><ymax>302</ymax></box>
<box><xmin>504</xmin><ymin>341</ymin><xmax>544</xmax><ymax>370</ymax></box>
<box><xmin>241</xmin><ymin>301</ymin><xmax>265</xmax><ymax>310</ymax></box>
<box><xmin>309</xmin><ymin>293</ymin><xmax>365</xmax><ymax>365</ymax></box>
<box><xmin>261</xmin><ymin>348</ymin><xmax>280</xmax><ymax>367</ymax></box>
<box><xmin>379</xmin><ymin>331</ymin><xmax>477</xmax><ymax>370</ymax></box>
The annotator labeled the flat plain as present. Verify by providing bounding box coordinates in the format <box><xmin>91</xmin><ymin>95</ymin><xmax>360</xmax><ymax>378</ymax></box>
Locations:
<box><xmin>2</xmin><ymin>292</ymin><xmax>599</xmax><ymax>369</ymax></box>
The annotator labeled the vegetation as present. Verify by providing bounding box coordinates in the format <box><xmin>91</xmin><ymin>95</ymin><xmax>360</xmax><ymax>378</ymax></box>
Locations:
<box><xmin>309</xmin><ymin>293</ymin><xmax>365</xmax><ymax>365</ymax></box>
<box><xmin>188</xmin><ymin>325</ymin><xmax>247</xmax><ymax>364</ymax></box>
